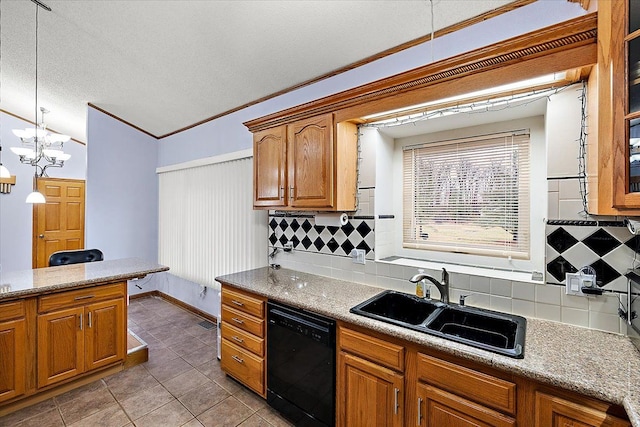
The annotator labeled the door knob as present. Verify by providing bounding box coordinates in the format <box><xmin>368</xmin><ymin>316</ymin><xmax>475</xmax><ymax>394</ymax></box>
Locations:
<box><xmin>39</xmin><ymin>234</ymin><xmax>44</xmax><ymax>238</ymax></box>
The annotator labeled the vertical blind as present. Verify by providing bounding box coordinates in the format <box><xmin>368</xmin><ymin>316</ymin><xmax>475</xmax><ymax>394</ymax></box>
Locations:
<box><xmin>403</xmin><ymin>131</ymin><xmax>530</xmax><ymax>259</ymax></box>
<box><xmin>158</xmin><ymin>157</ymin><xmax>267</xmax><ymax>289</ymax></box>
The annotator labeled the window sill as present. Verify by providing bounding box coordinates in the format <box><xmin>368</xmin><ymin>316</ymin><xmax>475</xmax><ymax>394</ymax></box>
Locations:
<box><xmin>378</xmin><ymin>256</ymin><xmax>544</xmax><ymax>285</ymax></box>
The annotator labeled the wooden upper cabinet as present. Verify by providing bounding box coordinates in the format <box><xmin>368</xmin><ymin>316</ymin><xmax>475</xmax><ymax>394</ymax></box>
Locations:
<box><xmin>254</xmin><ymin>126</ymin><xmax>287</xmax><ymax>208</ymax></box>
<box><xmin>288</xmin><ymin>114</ymin><xmax>334</xmax><ymax>209</ymax></box>
<box><xmin>590</xmin><ymin>0</ymin><xmax>640</xmax><ymax>213</ymax></box>
<box><xmin>252</xmin><ymin>114</ymin><xmax>358</xmax><ymax>211</ymax></box>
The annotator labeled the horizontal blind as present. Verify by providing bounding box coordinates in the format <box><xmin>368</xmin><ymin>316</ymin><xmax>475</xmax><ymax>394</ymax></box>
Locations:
<box><xmin>403</xmin><ymin>131</ymin><xmax>530</xmax><ymax>259</ymax></box>
<box><xmin>158</xmin><ymin>157</ymin><xmax>267</xmax><ymax>289</ymax></box>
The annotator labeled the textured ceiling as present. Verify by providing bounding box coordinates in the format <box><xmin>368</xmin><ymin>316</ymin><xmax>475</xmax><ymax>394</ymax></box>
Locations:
<box><xmin>1</xmin><ymin>0</ymin><xmax>518</xmax><ymax>142</ymax></box>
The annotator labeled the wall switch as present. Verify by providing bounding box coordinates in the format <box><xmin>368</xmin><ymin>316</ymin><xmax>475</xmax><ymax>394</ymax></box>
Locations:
<box><xmin>351</xmin><ymin>249</ymin><xmax>366</xmax><ymax>265</ymax></box>
<box><xmin>565</xmin><ymin>272</ymin><xmax>596</xmax><ymax>296</ymax></box>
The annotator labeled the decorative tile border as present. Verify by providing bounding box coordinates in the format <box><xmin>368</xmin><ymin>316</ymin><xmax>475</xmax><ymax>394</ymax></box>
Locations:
<box><xmin>546</xmin><ymin>221</ymin><xmax>637</xmax><ymax>292</ymax></box>
<box><xmin>269</xmin><ymin>214</ymin><xmax>375</xmax><ymax>259</ymax></box>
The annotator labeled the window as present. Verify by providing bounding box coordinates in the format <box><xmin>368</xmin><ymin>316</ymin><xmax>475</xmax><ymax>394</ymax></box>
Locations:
<box><xmin>402</xmin><ymin>131</ymin><xmax>530</xmax><ymax>259</ymax></box>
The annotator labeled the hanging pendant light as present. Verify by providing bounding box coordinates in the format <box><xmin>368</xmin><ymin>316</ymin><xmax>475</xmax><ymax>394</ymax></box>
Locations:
<box><xmin>25</xmin><ymin>2</ymin><xmax>45</xmax><ymax>204</ymax></box>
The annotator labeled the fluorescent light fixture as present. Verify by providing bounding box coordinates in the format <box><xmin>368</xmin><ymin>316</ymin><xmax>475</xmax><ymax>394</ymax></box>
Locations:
<box><xmin>363</xmin><ymin>72</ymin><xmax>567</xmax><ymax>120</ymax></box>
<box><xmin>0</xmin><ymin>165</ymin><xmax>10</xmax><ymax>178</ymax></box>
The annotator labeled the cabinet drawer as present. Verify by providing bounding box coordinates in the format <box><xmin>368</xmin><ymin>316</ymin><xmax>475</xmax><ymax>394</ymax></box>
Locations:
<box><xmin>221</xmin><ymin>322</ymin><xmax>264</xmax><ymax>357</ymax></box>
<box><xmin>221</xmin><ymin>287</ymin><xmax>264</xmax><ymax>318</ymax></box>
<box><xmin>0</xmin><ymin>300</ymin><xmax>26</xmax><ymax>322</ymax></box>
<box><xmin>339</xmin><ymin>326</ymin><xmax>404</xmax><ymax>371</ymax></box>
<box><xmin>38</xmin><ymin>283</ymin><xmax>126</xmax><ymax>313</ymax></box>
<box><xmin>221</xmin><ymin>305</ymin><xmax>264</xmax><ymax>338</ymax></box>
<box><xmin>220</xmin><ymin>339</ymin><xmax>264</xmax><ymax>396</ymax></box>
<box><xmin>417</xmin><ymin>353</ymin><xmax>516</xmax><ymax>415</ymax></box>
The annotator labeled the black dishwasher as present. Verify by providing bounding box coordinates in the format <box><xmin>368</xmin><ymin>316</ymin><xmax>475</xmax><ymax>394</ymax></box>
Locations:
<box><xmin>267</xmin><ymin>301</ymin><xmax>335</xmax><ymax>427</ymax></box>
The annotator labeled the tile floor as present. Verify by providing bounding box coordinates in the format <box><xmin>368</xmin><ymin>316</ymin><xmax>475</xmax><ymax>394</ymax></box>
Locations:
<box><xmin>0</xmin><ymin>296</ymin><xmax>293</xmax><ymax>427</ymax></box>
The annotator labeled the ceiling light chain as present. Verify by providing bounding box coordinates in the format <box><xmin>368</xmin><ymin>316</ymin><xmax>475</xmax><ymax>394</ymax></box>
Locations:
<box><xmin>11</xmin><ymin>0</ymin><xmax>70</xmax><ymax>190</ymax></box>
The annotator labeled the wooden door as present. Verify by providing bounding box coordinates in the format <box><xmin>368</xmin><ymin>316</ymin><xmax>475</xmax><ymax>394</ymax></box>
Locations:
<box><xmin>287</xmin><ymin>114</ymin><xmax>334</xmax><ymax>208</ymax></box>
<box><xmin>338</xmin><ymin>351</ymin><xmax>403</xmax><ymax>427</ymax></box>
<box><xmin>253</xmin><ymin>126</ymin><xmax>287</xmax><ymax>208</ymax></box>
<box><xmin>417</xmin><ymin>382</ymin><xmax>515</xmax><ymax>427</ymax></box>
<box><xmin>33</xmin><ymin>178</ymin><xmax>85</xmax><ymax>268</ymax></box>
<box><xmin>85</xmin><ymin>298</ymin><xmax>125</xmax><ymax>372</ymax></box>
<box><xmin>535</xmin><ymin>392</ymin><xmax>630</xmax><ymax>427</ymax></box>
<box><xmin>0</xmin><ymin>318</ymin><xmax>26</xmax><ymax>403</ymax></box>
<box><xmin>37</xmin><ymin>306</ymin><xmax>84</xmax><ymax>388</ymax></box>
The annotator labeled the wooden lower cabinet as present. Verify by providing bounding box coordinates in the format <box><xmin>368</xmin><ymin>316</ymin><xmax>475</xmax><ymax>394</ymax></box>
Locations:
<box><xmin>535</xmin><ymin>392</ymin><xmax>630</xmax><ymax>427</ymax></box>
<box><xmin>337</xmin><ymin>322</ymin><xmax>631</xmax><ymax>427</ymax></box>
<box><xmin>37</xmin><ymin>306</ymin><xmax>85</xmax><ymax>388</ymax></box>
<box><xmin>416</xmin><ymin>383</ymin><xmax>515</xmax><ymax>427</ymax></box>
<box><xmin>0</xmin><ymin>312</ymin><xmax>27</xmax><ymax>403</ymax></box>
<box><xmin>84</xmin><ymin>298</ymin><xmax>125</xmax><ymax>372</ymax></box>
<box><xmin>37</xmin><ymin>297</ymin><xmax>125</xmax><ymax>388</ymax></box>
<box><xmin>219</xmin><ymin>284</ymin><xmax>266</xmax><ymax>397</ymax></box>
<box><xmin>338</xmin><ymin>351</ymin><xmax>404</xmax><ymax>427</ymax></box>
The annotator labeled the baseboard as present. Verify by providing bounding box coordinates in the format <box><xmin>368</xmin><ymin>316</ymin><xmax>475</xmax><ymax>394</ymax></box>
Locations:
<box><xmin>129</xmin><ymin>290</ymin><xmax>218</xmax><ymax>324</ymax></box>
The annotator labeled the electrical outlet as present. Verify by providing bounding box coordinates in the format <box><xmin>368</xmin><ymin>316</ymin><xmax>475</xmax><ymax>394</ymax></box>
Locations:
<box><xmin>351</xmin><ymin>249</ymin><xmax>366</xmax><ymax>265</ymax></box>
<box><xmin>284</xmin><ymin>242</ymin><xmax>293</xmax><ymax>252</ymax></box>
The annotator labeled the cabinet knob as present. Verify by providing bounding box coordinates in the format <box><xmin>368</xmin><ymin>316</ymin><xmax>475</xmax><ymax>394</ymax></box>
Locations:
<box><xmin>39</xmin><ymin>234</ymin><xmax>44</xmax><ymax>238</ymax></box>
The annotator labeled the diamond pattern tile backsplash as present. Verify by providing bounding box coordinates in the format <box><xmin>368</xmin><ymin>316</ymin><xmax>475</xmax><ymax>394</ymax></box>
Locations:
<box><xmin>269</xmin><ymin>214</ymin><xmax>375</xmax><ymax>259</ymax></box>
<box><xmin>546</xmin><ymin>221</ymin><xmax>638</xmax><ymax>292</ymax></box>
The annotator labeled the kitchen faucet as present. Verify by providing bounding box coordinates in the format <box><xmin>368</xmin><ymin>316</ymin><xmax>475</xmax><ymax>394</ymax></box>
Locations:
<box><xmin>409</xmin><ymin>268</ymin><xmax>449</xmax><ymax>304</ymax></box>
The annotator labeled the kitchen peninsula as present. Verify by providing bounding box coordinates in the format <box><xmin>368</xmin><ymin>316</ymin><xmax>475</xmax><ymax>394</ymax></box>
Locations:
<box><xmin>0</xmin><ymin>258</ymin><xmax>168</xmax><ymax>415</ymax></box>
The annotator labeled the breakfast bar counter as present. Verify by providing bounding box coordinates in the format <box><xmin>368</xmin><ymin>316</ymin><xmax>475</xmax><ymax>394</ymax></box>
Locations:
<box><xmin>0</xmin><ymin>258</ymin><xmax>169</xmax><ymax>300</ymax></box>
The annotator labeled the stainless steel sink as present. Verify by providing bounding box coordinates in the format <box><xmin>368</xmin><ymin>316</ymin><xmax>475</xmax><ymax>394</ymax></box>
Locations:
<box><xmin>350</xmin><ymin>290</ymin><xmax>526</xmax><ymax>358</ymax></box>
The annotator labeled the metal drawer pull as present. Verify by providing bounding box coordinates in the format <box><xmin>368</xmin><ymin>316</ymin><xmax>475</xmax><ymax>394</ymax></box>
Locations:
<box><xmin>232</xmin><ymin>317</ymin><xmax>244</xmax><ymax>325</ymax></box>
<box><xmin>232</xmin><ymin>336</ymin><xmax>244</xmax><ymax>344</ymax></box>
<box><xmin>289</xmin><ymin>186</ymin><xmax>294</xmax><ymax>198</ymax></box>
<box><xmin>231</xmin><ymin>355</ymin><xmax>244</xmax><ymax>364</ymax></box>
<box><xmin>79</xmin><ymin>313</ymin><xmax>83</xmax><ymax>330</ymax></box>
<box><xmin>417</xmin><ymin>397</ymin><xmax>423</xmax><ymax>425</ymax></box>
<box><xmin>88</xmin><ymin>311</ymin><xmax>92</xmax><ymax>328</ymax></box>
<box><xmin>280</xmin><ymin>186</ymin><xmax>284</xmax><ymax>199</ymax></box>
<box><xmin>74</xmin><ymin>294</ymin><xmax>94</xmax><ymax>300</ymax></box>
<box><xmin>394</xmin><ymin>387</ymin><xmax>399</xmax><ymax>415</ymax></box>
<box><xmin>231</xmin><ymin>300</ymin><xmax>244</xmax><ymax>307</ymax></box>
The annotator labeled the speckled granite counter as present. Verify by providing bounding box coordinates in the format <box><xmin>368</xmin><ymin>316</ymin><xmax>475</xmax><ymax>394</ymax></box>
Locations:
<box><xmin>216</xmin><ymin>266</ymin><xmax>640</xmax><ymax>426</ymax></box>
<box><xmin>0</xmin><ymin>258</ymin><xmax>168</xmax><ymax>300</ymax></box>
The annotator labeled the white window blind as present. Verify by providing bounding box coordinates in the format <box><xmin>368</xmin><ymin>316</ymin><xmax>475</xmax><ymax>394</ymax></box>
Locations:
<box><xmin>403</xmin><ymin>131</ymin><xmax>530</xmax><ymax>259</ymax></box>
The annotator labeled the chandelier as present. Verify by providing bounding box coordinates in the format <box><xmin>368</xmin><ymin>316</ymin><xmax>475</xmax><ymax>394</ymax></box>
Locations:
<box><xmin>11</xmin><ymin>107</ymin><xmax>71</xmax><ymax>177</ymax></box>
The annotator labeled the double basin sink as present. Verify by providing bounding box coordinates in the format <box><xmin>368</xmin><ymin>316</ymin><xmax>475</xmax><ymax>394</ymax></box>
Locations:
<box><xmin>350</xmin><ymin>290</ymin><xmax>526</xmax><ymax>358</ymax></box>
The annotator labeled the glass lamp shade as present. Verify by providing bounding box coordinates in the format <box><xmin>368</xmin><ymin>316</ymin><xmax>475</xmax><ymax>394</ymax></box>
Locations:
<box><xmin>26</xmin><ymin>191</ymin><xmax>46</xmax><ymax>204</ymax></box>
<box><xmin>0</xmin><ymin>164</ymin><xmax>10</xmax><ymax>178</ymax></box>
<box><xmin>10</xmin><ymin>147</ymin><xmax>36</xmax><ymax>158</ymax></box>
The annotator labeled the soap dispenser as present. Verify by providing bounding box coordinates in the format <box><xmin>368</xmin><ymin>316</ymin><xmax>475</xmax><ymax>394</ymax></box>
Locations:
<box><xmin>415</xmin><ymin>269</ymin><xmax>427</xmax><ymax>298</ymax></box>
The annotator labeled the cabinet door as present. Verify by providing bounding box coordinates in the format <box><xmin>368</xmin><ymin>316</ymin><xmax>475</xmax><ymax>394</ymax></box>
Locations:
<box><xmin>85</xmin><ymin>298</ymin><xmax>125</xmax><ymax>372</ymax></box>
<box><xmin>0</xmin><ymin>318</ymin><xmax>26</xmax><ymax>403</ymax></box>
<box><xmin>536</xmin><ymin>392</ymin><xmax>630</xmax><ymax>427</ymax></box>
<box><xmin>338</xmin><ymin>351</ymin><xmax>403</xmax><ymax>427</ymax></box>
<box><xmin>287</xmin><ymin>114</ymin><xmax>334</xmax><ymax>208</ymax></box>
<box><xmin>37</xmin><ymin>307</ymin><xmax>84</xmax><ymax>388</ymax></box>
<box><xmin>254</xmin><ymin>125</ymin><xmax>287</xmax><ymax>208</ymax></box>
<box><xmin>417</xmin><ymin>382</ymin><xmax>515</xmax><ymax>427</ymax></box>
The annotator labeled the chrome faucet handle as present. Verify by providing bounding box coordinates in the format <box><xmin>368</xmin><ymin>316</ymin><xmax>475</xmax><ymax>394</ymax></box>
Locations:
<box><xmin>459</xmin><ymin>294</ymin><xmax>471</xmax><ymax>306</ymax></box>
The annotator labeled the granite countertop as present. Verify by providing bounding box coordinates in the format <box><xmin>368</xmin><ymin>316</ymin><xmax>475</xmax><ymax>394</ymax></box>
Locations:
<box><xmin>216</xmin><ymin>266</ymin><xmax>640</xmax><ymax>426</ymax></box>
<box><xmin>0</xmin><ymin>258</ymin><xmax>169</xmax><ymax>300</ymax></box>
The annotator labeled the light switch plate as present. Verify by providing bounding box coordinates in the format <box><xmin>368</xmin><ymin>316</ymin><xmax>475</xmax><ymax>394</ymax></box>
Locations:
<box><xmin>565</xmin><ymin>272</ymin><xmax>596</xmax><ymax>296</ymax></box>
